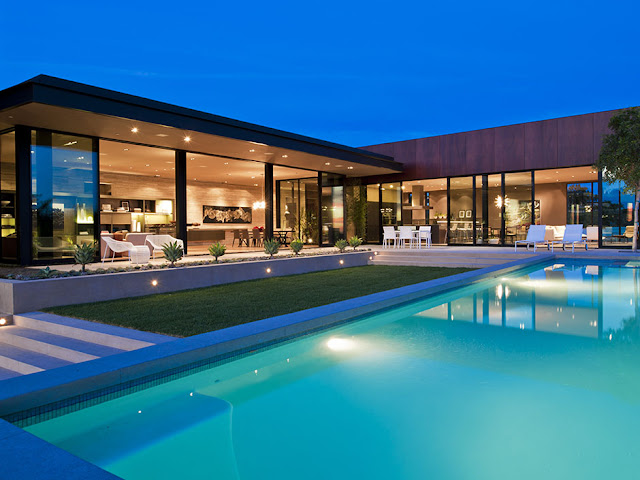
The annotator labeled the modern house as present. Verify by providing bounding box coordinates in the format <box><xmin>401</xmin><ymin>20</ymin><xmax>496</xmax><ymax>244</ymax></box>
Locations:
<box><xmin>0</xmin><ymin>75</ymin><xmax>634</xmax><ymax>265</ymax></box>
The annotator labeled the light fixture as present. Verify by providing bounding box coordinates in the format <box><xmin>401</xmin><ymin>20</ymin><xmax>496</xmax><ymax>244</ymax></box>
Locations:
<box><xmin>266</xmin><ymin>267</ymin><xmax>271</xmax><ymax>273</ymax></box>
<box><xmin>347</xmin><ymin>166</ymin><xmax>354</xmax><ymax>170</ymax></box>
<box><xmin>282</xmin><ymin>154</ymin><xmax>288</xmax><ymax>158</ymax></box>
<box><xmin>249</xmin><ymin>149</ymin><xmax>255</xmax><ymax>153</ymax></box>
<box><xmin>123</xmin><ymin>148</ymin><xmax>129</xmax><ymax>151</ymax></box>
<box><xmin>324</xmin><ymin>162</ymin><xmax>331</xmax><ymax>166</ymax></box>
<box><xmin>339</xmin><ymin>259</ymin><xmax>344</xmax><ymax>265</ymax></box>
<box><xmin>151</xmin><ymin>280</ymin><xmax>158</xmax><ymax>286</ymax></box>
<box><xmin>326</xmin><ymin>337</ymin><xmax>355</xmax><ymax>351</ymax></box>
<box><xmin>131</xmin><ymin>127</ymin><xmax>139</xmax><ymax>133</ymax></box>
<box><xmin>0</xmin><ymin>318</ymin><xmax>7</xmax><ymax>326</ymax></box>
<box><xmin>184</xmin><ymin>136</ymin><xmax>191</xmax><ymax>142</ymax></box>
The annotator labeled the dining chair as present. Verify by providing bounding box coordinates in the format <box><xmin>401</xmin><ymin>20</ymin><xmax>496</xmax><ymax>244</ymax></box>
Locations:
<box><xmin>382</xmin><ymin>226</ymin><xmax>397</xmax><ymax>248</ymax></box>
<box><xmin>418</xmin><ymin>226</ymin><xmax>432</xmax><ymax>249</ymax></box>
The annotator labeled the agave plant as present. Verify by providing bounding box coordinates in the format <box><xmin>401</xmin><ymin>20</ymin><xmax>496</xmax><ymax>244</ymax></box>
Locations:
<box><xmin>264</xmin><ymin>238</ymin><xmax>280</xmax><ymax>258</ymax></box>
<box><xmin>290</xmin><ymin>238</ymin><xmax>304</xmax><ymax>255</ymax></box>
<box><xmin>335</xmin><ymin>239</ymin><xmax>349</xmax><ymax>253</ymax></box>
<box><xmin>74</xmin><ymin>242</ymin><xmax>98</xmax><ymax>273</ymax></box>
<box><xmin>348</xmin><ymin>236</ymin><xmax>363</xmax><ymax>251</ymax></box>
<box><xmin>208</xmin><ymin>242</ymin><xmax>226</xmax><ymax>263</ymax></box>
<box><xmin>162</xmin><ymin>241</ymin><xmax>184</xmax><ymax>267</ymax></box>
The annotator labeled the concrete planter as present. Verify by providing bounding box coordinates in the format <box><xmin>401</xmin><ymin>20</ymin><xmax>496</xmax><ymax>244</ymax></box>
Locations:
<box><xmin>0</xmin><ymin>252</ymin><xmax>372</xmax><ymax>314</ymax></box>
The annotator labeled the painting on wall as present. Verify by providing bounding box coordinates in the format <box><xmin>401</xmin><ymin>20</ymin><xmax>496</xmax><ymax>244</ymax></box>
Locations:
<box><xmin>203</xmin><ymin>205</ymin><xmax>252</xmax><ymax>224</ymax></box>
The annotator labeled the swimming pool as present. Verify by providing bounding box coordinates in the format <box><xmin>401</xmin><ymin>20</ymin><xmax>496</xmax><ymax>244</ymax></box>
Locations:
<box><xmin>21</xmin><ymin>259</ymin><xmax>640</xmax><ymax>479</ymax></box>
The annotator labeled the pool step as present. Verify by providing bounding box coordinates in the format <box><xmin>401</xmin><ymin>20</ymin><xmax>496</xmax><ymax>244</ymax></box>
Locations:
<box><xmin>370</xmin><ymin>248</ymin><xmax>542</xmax><ymax>268</ymax></box>
<box><xmin>0</xmin><ymin>312</ymin><xmax>173</xmax><ymax>379</ymax></box>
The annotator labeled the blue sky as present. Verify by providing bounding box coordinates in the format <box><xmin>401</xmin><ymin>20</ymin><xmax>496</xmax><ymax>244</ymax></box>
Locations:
<box><xmin>1</xmin><ymin>1</ymin><xmax>638</xmax><ymax>147</ymax></box>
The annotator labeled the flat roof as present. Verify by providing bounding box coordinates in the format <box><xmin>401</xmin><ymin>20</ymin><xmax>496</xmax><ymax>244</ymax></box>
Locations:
<box><xmin>0</xmin><ymin>75</ymin><xmax>402</xmax><ymax>176</ymax></box>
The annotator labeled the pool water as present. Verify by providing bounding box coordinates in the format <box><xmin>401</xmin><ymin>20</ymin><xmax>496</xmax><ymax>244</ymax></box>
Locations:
<box><xmin>25</xmin><ymin>260</ymin><xmax>640</xmax><ymax>479</ymax></box>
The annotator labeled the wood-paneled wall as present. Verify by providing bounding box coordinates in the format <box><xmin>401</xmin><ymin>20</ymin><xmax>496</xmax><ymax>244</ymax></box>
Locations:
<box><xmin>360</xmin><ymin>109</ymin><xmax>619</xmax><ymax>183</ymax></box>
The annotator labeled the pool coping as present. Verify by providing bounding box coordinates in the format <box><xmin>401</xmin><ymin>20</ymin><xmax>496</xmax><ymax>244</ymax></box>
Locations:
<box><xmin>1</xmin><ymin>251</ymin><xmax>637</xmax><ymax>478</ymax></box>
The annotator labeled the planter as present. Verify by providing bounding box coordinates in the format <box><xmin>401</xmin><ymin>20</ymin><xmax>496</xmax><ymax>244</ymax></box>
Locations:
<box><xmin>0</xmin><ymin>252</ymin><xmax>372</xmax><ymax>314</ymax></box>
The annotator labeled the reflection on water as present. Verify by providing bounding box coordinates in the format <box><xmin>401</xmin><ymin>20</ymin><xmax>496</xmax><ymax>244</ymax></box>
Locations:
<box><xmin>415</xmin><ymin>261</ymin><xmax>640</xmax><ymax>343</ymax></box>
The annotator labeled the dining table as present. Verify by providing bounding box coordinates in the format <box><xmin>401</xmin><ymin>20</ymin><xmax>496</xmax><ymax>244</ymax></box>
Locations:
<box><xmin>273</xmin><ymin>230</ymin><xmax>291</xmax><ymax>246</ymax></box>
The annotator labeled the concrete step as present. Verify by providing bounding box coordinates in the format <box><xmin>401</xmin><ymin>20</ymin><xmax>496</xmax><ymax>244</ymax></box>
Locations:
<box><xmin>12</xmin><ymin>313</ymin><xmax>159</xmax><ymax>351</ymax></box>
<box><xmin>0</xmin><ymin>367</ymin><xmax>21</xmax><ymax>381</ymax></box>
<box><xmin>0</xmin><ymin>326</ymin><xmax>126</xmax><ymax>363</ymax></box>
<box><xmin>0</xmin><ymin>342</ymin><xmax>73</xmax><ymax>375</ymax></box>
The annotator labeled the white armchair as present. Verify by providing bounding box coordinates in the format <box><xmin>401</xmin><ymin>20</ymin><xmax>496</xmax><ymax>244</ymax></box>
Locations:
<box><xmin>145</xmin><ymin>235</ymin><xmax>184</xmax><ymax>259</ymax></box>
<box><xmin>102</xmin><ymin>236</ymin><xmax>135</xmax><ymax>263</ymax></box>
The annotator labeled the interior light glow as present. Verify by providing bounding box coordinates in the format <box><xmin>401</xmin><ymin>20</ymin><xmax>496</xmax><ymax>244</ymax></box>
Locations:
<box><xmin>184</xmin><ymin>136</ymin><xmax>191</xmax><ymax>142</ymax></box>
<box><xmin>327</xmin><ymin>337</ymin><xmax>355</xmax><ymax>351</ymax></box>
<box><xmin>131</xmin><ymin>127</ymin><xmax>138</xmax><ymax>133</ymax></box>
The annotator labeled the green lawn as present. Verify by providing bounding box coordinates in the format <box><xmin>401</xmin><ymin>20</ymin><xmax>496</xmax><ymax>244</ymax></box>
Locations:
<box><xmin>45</xmin><ymin>265</ymin><xmax>473</xmax><ymax>337</ymax></box>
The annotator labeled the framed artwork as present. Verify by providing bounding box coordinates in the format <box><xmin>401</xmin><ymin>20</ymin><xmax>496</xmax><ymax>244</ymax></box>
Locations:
<box><xmin>458</xmin><ymin>210</ymin><xmax>465</xmax><ymax>218</ymax></box>
<box><xmin>203</xmin><ymin>205</ymin><xmax>252</xmax><ymax>224</ymax></box>
<box><xmin>465</xmin><ymin>210</ymin><xmax>472</xmax><ymax>218</ymax></box>
<box><xmin>121</xmin><ymin>201</ymin><xmax>129</xmax><ymax>211</ymax></box>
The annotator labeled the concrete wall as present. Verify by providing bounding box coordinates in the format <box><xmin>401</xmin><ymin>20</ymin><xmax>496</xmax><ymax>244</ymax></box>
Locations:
<box><xmin>0</xmin><ymin>252</ymin><xmax>371</xmax><ymax>314</ymax></box>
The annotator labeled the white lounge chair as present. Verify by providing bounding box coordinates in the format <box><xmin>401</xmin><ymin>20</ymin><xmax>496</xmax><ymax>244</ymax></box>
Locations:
<box><xmin>514</xmin><ymin>225</ymin><xmax>548</xmax><ymax>252</ymax></box>
<box><xmin>382</xmin><ymin>226</ymin><xmax>397</xmax><ymax>248</ymax></box>
<box><xmin>145</xmin><ymin>234</ymin><xmax>185</xmax><ymax>259</ymax></box>
<box><xmin>586</xmin><ymin>226</ymin><xmax>598</xmax><ymax>245</ymax></box>
<box><xmin>102</xmin><ymin>236</ymin><xmax>136</xmax><ymax>263</ymax></box>
<box><xmin>549</xmin><ymin>224</ymin><xmax>587</xmax><ymax>252</ymax></box>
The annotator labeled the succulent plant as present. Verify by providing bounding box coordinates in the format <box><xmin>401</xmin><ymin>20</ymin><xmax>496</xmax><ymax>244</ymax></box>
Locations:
<box><xmin>208</xmin><ymin>242</ymin><xmax>227</xmax><ymax>263</ymax></box>
<box><xmin>348</xmin><ymin>236</ymin><xmax>363</xmax><ymax>251</ymax></box>
<box><xmin>290</xmin><ymin>238</ymin><xmax>304</xmax><ymax>255</ymax></box>
<box><xmin>335</xmin><ymin>239</ymin><xmax>349</xmax><ymax>253</ymax></box>
<box><xmin>74</xmin><ymin>242</ymin><xmax>97</xmax><ymax>272</ymax></box>
<box><xmin>264</xmin><ymin>238</ymin><xmax>280</xmax><ymax>258</ymax></box>
<box><xmin>162</xmin><ymin>241</ymin><xmax>184</xmax><ymax>267</ymax></box>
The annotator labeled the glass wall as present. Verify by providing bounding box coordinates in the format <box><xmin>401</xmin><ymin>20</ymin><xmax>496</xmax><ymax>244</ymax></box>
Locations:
<box><xmin>321</xmin><ymin>173</ymin><xmax>344</xmax><ymax>245</ymax></box>
<box><xmin>449</xmin><ymin>177</ymin><xmax>474</xmax><ymax>244</ymax></box>
<box><xmin>485</xmin><ymin>174</ymin><xmax>503</xmax><ymax>244</ymax></box>
<box><xmin>0</xmin><ymin>131</ymin><xmax>17</xmax><ymax>260</ymax></box>
<box><xmin>32</xmin><ymin>131</ymin><xmax>97</xmax><ymax>260</ymax></box>
<box><xmin>276</xmin><ymin>176</ymin><xmax>319</xmax><ymax>244</ymax></box>
<box><xmin>380</xmin><ymin>182</ymin><xmax>401</xmax><ymax>228</ymax></box>
<box><xmin>366</xmin><ymin>184</ymin><xmax>380</xmax><ymax>243</ymax></box>
<box><xmin>602</xmin><ymin>180</ymin><xmax>635</xmax><ymax>247</ymax></box>
<box><xmin>504</xmin><ymin>172</ymin><xmax>533</xmax><ymax>245</ymax></box>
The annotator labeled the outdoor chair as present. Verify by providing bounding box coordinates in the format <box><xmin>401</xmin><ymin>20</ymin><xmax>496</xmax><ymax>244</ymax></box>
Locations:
<box><xmin>549</xmin><ymin>224</ymin><xmax>587</xmax><ymax>252</ymax></box>
<box><xmin>514</xmin><ymin>225</ymin><xmax>548</xmax><ymax>252</ymax></box>
<box><xmin>102</xmin><ymin>236</ymin><xmax>136</xmax><ymax>263</ymax></box>
<box><xmin>624</xmin><ymin>225</ymin><xmax>636</xmax><ymax>242</ymax></box>
<box><xmin>145</xmin><ymin>234</ymin><xmax>184</xmax><ymax>259</ymax></box>
<box><xmin>418</xmin><ymin>226</ymin><xmax>432</xmax><ymax>248</ymax></box>
<box><xmin>586</xmin><ymin>226</ymin><xmax>599</xmax><ymax>245</ymax></box>
<box><xmin>382</xmin><ymin>226</ymin><xmax>397</xmax><ymax>248</ymax></box>
<box><xmin>398</xmin><ymin>226</ymin><xmax>416</xmax><ymax>249</ymax></box>
<box><xmin>252</xmin><ymin>229</ymin><xmax>263</xmax><ymax>247</ymax></box>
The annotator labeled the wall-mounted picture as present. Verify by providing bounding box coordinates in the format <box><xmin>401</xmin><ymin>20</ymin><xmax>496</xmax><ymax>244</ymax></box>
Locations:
<box><xmin>203</xmin><ymin>205</ymin><xmax>252</xmax><ymax>224</ymax></box>
<box><xmin>465</xmin><ymin>210</ymin><xmax>472</xmax><ymax>218</ymax></box>
<box><xmin>121</xmin><ymin>201</ymin><xmax>129</xmax><ymax>211</ymax></box>
<box><xmin>458</xmin><ymin>210</ymin><xmax>465</xmax><ymax>218</ymax></box>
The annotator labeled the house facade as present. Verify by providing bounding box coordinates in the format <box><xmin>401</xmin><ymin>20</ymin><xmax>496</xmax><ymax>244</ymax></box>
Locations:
<box><xmin>0</xmin><ymin>75</ymin><xmax>633</xmax><ymax>265</ymax></box>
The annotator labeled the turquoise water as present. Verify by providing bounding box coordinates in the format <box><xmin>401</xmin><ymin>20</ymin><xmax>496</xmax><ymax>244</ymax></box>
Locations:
<box><xmin>25</xmin><ymin>260</ymin><xmax>640</xmax><ymax>479</ymax></box>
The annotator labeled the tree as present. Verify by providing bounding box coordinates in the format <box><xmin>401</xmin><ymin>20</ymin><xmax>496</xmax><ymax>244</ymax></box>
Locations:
<box><xmin>596</xmin><ymin>107</ymin><xmax>640</xmax><ymax>251</ymax></box>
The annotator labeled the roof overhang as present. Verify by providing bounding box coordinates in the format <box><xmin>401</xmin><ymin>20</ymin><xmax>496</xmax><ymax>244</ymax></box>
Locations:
<box><xmin>0</xmin><ymin>75</ymin><xmax>402</xmax><ymax>177</ymax></box>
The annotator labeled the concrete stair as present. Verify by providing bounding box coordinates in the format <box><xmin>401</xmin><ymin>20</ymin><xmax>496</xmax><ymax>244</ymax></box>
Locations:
<box><xmin>0</xmin><ymin>312</ymin><xmax>173</xmax><ymax>379</ymax></box>
<box><xmin>370</xmin><ymin>247</ymin><xmax>543</xmax><ymax>268</ymax></box>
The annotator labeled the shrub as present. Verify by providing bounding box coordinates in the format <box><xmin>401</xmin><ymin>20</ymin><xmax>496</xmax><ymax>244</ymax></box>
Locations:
<box><xmin>264</xmin><ymin>238</ymin><xmax>280</xmax><ymax>258</ymax></box>
<box><xmin>162</xmin><ymin>241</ymin><xmax>184</xmax><ymax>267</ymax></box>
<box><xmin>73</xmin><ymin>242</ymin><xmax>98</xmax><ymax>272</ymax></box>
<box><xmin>37</xmin><ymin>266</ymin><xmax>57</xmax><ymax>279</ymax></box>
<box><xmin>335</xmin><ymin>239</ymin><xmax>348</xmax><ymax>253</ymax></box>
<box><xmin>208</xmin><ymin>242</ymin><xmax>227</xmax><ymax>263</ymax></box>
<box><xmin>348</xmin><ymin>236</ymin><xmax>363</xmax><ymax>251</ymax></box>
<box><xmin>290</xmin><ymin>238</ymin><xmax>304</xmax><ymax>255</ymax></box>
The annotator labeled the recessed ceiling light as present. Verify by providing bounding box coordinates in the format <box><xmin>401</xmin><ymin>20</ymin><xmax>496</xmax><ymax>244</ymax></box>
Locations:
<box><xmin>190</xmin><ymin>157</ymin><xmax>195</xmax><ymax>160</ymax></box>
<box><xmin>251</xmin><ymin>176</ymin><xmax>255</xmax><ymax>179</ymax></box>
<box><xmin>131</xmin><ymin>127</ymin><xmax>138</xmax><ymax>133</ymax></box>
<box><xmin>336</xmin><ymin>164</ymin><xmax>343</xmax><ymax>168</ymax></box>
<box><xmin>249</xmin><ymin>149</ymin><xmax>255</xmax><ymax>153</ymax></box>
<box><xmin>224</xmin><ymin>162</ymin><xmax>229</xmax><ymax>165</ymax></box>
<box><xmin>224</xmin><ymin>181</ymin><xmax>228</xmax><ymax>184</ymax></box>
<box><xmin>184</xmin><ymin>136</ymin><xmax>191</xmax><ymax>142</ymax></box>
<box><xmin>282</xmin><ymin>154</ymin><xmax>288</xmax><ymax>158</ymax></box>
<box><xmin>324</xmin><ymin>162</ymin><xmax>330</xmax><ymax>166</ymax></box>
<box><xmin>227</xmin><ymin>173</ymin><xmax>232</xmax><ymax>176</ymax></box>
<box><xmin>123</xmin><ymin>148</ymin><xmax>129</xmax><ymax>151</ymax></box>
<box><xmin>156</xmin><ymin>134</ymin><xmax>168</xmax><ymax>137</ymax></box>
<box><xmin>145</xmin><ymin>164</ymin><xmax>150</xmax><ymax>167</ymax></box>
<box><xmin>254</xmin><ymin>183</ymin><xmax>258</xmax><ymax>186</ymax></box>
<box><xmin>347</xmin><ymin>166</ymin><xmax>354</xmax><ymax>170</ymax></box>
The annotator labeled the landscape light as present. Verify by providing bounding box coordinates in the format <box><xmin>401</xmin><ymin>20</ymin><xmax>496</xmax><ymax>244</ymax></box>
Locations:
<box><xmin>0</xmin><ymin>318</ymin><xmax>6</xmax><ymax>326</ymax></box>
<box><xmin>151</xmin><ymin>280</ymin><xmax>158</xmax><ymax>286</ymax></box>
<box><xmin>339</xmin><ymin>260</ymin><xmax>344</xmax><ymax>265</ymax></box>
<box><xmin>266</xmin><ymin>268</ymin><xmax>271</xmax><ymax>273</ymax></box>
